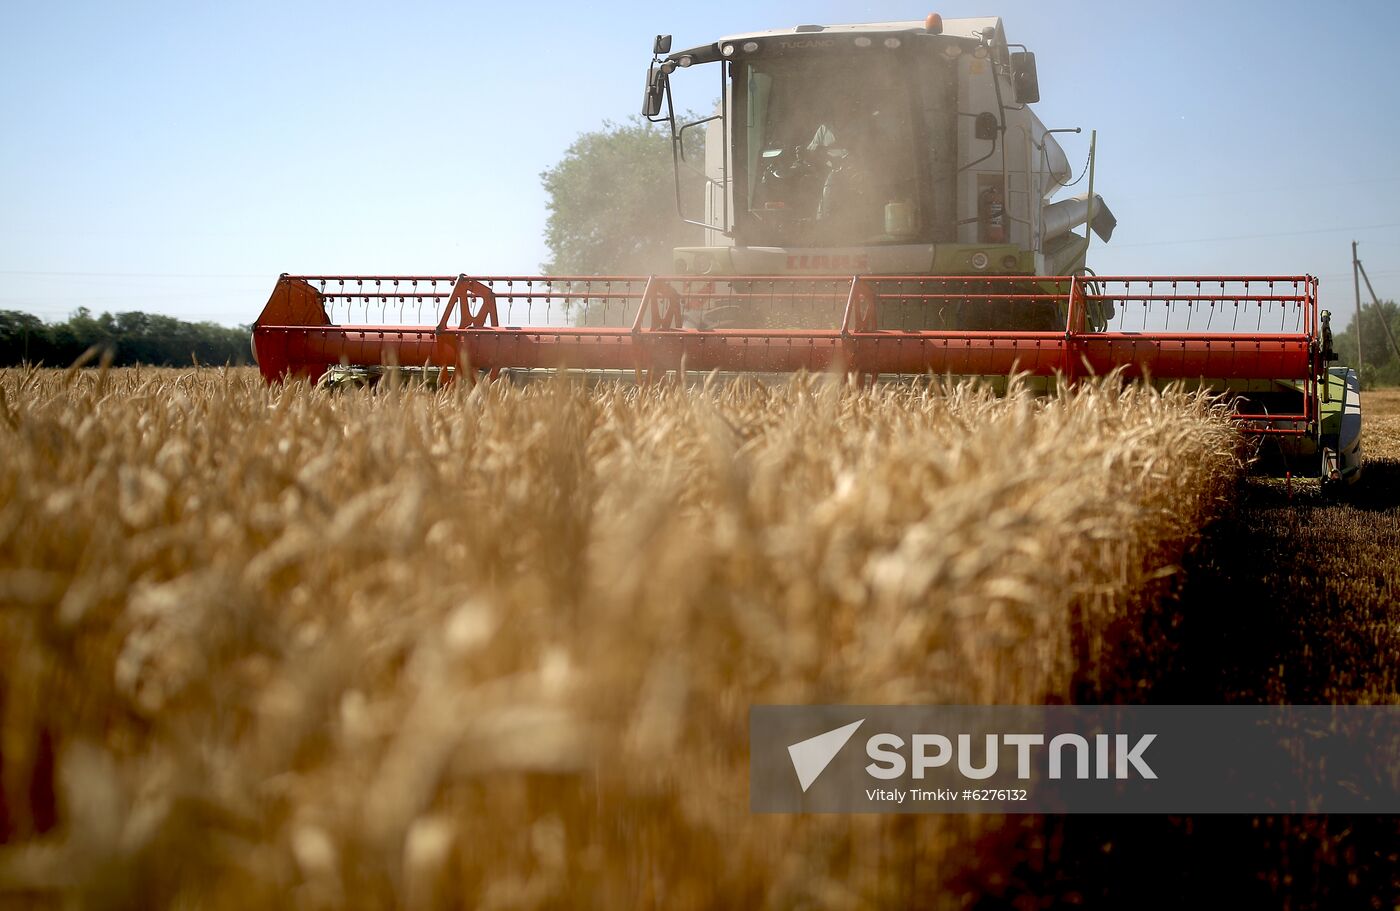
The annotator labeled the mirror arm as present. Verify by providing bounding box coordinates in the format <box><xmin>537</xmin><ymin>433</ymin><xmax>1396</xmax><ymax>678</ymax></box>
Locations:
<box><xmin>666</xmin><ymin>75</ymin><xmax>689</xmax><ymax>227</ymax></box>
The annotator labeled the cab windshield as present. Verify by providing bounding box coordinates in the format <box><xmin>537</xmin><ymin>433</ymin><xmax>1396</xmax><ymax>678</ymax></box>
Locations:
<box><xmin>736</xmin><ymin>52</ymin><xmax>927</xmax><ymax>248</ymax></box>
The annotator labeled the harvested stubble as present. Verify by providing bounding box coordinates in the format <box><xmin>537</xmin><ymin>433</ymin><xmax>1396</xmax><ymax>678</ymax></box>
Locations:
<box><xmin>978</xmin><ymin>391</ymin><xmax>1400</xmax><ymax>909</ymax></box>
<box><xmin>0</xmin><ymin>367</ymin><xmax>1242</xmax><ymax>909</ymax></box>
<box><xmin>1365</xmin><ymin>388</ymin><xmax>1400</xmax><ymax>457</ymax></box>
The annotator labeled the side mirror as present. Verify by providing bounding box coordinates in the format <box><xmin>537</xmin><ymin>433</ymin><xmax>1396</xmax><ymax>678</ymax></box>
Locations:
<box><xmin>642</xmin><ymin>65</ymin><xmax>666</xmax><ymax>118</ymax></box>
<box><xmin>1011</xmin><ymin>51</ymin><xmax>1040</xmax><ymax>104</ymax></box>
<box><xmin>974</xmin><ymin>111</ymin><xmax>999</xmax><ymax>141</ymax></box>
<box><xmin>654</xmin><ymin>34</ymin><xmax>672</xmax><ymax>56</ymax></box>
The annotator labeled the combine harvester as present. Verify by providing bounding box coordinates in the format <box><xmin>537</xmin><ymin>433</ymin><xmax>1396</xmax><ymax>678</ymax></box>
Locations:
<box><xmin>251</xmin><ymin>13</ymin><xmax>1361</xmax><ymax>487</ymax></box>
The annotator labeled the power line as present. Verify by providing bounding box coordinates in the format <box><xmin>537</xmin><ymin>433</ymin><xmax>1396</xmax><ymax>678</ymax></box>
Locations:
<box><xmin>0</xmin><ymin>269</ymin><xmax>267</xmax><ymax>278</ymax></box>
<box><xmin>1110</xmin><ymin>174</ymin><xmax>1400</xmax><ymax>203</ymax></box>
<box><xmin>1108</xmin><ymin>222</ymin><xmax>1400</xmax><ymax>247</ymax></box>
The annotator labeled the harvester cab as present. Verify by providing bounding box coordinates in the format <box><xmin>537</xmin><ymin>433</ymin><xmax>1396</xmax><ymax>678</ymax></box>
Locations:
<box><xmin>251</xmin><ymin>12</ymin><xmax>1361</xmax><ymax>488</ymax></box>
<box><xmin>645</xmin><ymin>14</ymin><xmax>1115</xmax><ymax>281</ymax></box>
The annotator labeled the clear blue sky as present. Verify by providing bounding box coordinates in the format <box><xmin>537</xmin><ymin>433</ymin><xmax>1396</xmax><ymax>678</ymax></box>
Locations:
<box><xmin>3</xmin><ymin>0</ymin><xmax>1397</xmax><ymax>328</ymax></box>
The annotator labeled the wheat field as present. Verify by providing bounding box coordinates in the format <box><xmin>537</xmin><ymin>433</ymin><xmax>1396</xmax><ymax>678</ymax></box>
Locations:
<box><xmin>0</xmin><ymin>367</ymin><xmax>1244</xmax><ymax>909</ymax></box>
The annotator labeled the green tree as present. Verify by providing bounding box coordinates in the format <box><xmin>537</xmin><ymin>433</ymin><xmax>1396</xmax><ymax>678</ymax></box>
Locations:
<box><xmin>0</xmin><ymin>309</ymin><xmax>252</xmax><ymax>367</ymax></box>
<box><xmin>540</xmin><ymin>116</ymin><xmax>706</xmax><ymax>275</ymax></box>
<box><xmin>1333</xmin><ymin>299</ymin><xmax>1400</xmax><ymax>387</ymax></box>
<box><xmin>0</xmin><ymin>311</ymin><xmax>46</xmax><ymax>362</ymax></box>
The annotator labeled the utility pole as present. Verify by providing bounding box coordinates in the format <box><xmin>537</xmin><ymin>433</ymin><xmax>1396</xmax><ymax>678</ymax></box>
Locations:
<box><xmin>1352</xmin><ymin>240</ymin><xmax>1364</xmax><ymax>378</ymax></box>
<box><xmin>1356</xmin><ymin>253</ymin><xmax>1400</xmax><ymax>364</ymax></box>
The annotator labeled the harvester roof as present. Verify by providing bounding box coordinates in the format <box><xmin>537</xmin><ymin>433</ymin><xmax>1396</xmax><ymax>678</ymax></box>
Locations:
<box><xmin>715</xmin><ymin>16</ymin><xmax>1003</xmax><ymax>45</ymax></box>
<box><xmin>666</xmin><ymin>17</ymin><xmax>1005</xmax><ymax>67</ymax></box>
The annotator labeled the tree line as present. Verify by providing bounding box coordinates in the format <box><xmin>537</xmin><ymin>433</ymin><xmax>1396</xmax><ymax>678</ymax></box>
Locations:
<box><xmin>1332</xmin><ymin>300</ymin><xmax>1400</xmax><ymax>388</ymax></box>
<box><xmin>0</xmin><ymin>308</ymin><xmax>252</xmax><ymax>368</ymax></box>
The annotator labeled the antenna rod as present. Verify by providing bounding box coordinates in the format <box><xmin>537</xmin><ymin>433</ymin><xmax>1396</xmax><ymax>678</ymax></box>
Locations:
<box><xmin>1083</xmin><ymin>130</ymin><xmax>1097</xmax><ymax>265</ymax></box>
<box><xmin>1352</xmin><ymin>240</ymin><xmax>1364</xmax><ymax>379</ymax></box>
